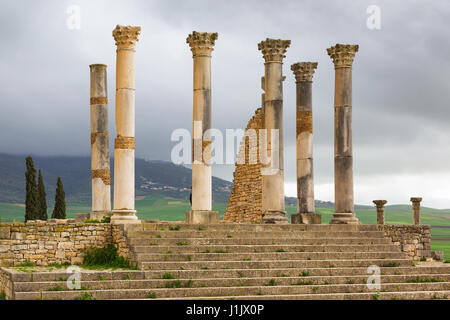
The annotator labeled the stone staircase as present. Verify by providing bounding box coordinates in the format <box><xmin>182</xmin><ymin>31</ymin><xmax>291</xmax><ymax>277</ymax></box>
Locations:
<box><xmin>6</xmin><ymin>223</ymin><xmax>450</xmax><ymax>300</ymax></box>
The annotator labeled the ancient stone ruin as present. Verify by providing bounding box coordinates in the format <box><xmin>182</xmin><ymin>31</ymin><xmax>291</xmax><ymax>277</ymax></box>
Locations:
<box><xmin>1</xmin><ymin>25</ymin><xmax>447</xmax><ymax>301</ymax></box>
<box><xmin>223</xmin><ymin>108</ymin><xmax>264</xmax><ymax>223</ymax></box>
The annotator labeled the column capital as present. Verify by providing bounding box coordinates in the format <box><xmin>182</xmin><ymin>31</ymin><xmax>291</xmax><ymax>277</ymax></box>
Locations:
<box><xmin>291</xmin><ymin>62</ymin><xmax>318</xmax><ymax>82</ymax></box>
<box><xmin>327</xmin><ymin>44</ymin><xmax>359</xmax><ymax>68</ymax></box>
<box><xmin>89</xmin><ymin>64</ymin><xmax>107</xmax><ymax>70</ymax></box>
<box><xmin>410</xmin><ymin>197</ymin><xmax>422</xmax><ymax>203</ymax></box>
<box><xmin>112</xmin><ymin>25</ymin><xmax>141</xmax><ymax>49</ymax></box>
<box><xmin>258</xmin><ymin>38</ymin><xmax>291</xmax><ymax>63</ymax></box>
<box><xmin>373</xmin><ymin>200</ymin><xmax>387</xmax><ymax>207</ymax></box>
<box><xmin>186</xmin><ymin>31</ymin><xmax>218</xmax><ymax>57</ymax></box>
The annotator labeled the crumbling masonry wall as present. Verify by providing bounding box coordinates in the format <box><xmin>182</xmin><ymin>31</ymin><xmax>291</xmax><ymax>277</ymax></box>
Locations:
<box><xmin>223</xmin><ymin>108</ymin><xmax>264</xmax><ymax>223</ymax></box>
<box><xmin>382</xmin><ymin>225</ymin><xmax>432</xmax><ymax>260</ymax></box>
<box><xmin>0</xmin><ymin>221</ymin><xmax>133</xmax><ymax>267</ymax></box>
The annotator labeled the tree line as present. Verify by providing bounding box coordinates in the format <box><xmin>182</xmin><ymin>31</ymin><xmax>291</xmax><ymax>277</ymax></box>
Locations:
<box><xmin>25</xmin><ymin>156</ymin><xmax>66</xmax><ymax>221</ymax></box>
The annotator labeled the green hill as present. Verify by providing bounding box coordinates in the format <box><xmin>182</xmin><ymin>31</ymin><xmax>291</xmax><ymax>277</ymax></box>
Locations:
<box><xmin>0</xmin><ymin>153</ymin><xmax>232</xmax><ymax>205</ymax></box>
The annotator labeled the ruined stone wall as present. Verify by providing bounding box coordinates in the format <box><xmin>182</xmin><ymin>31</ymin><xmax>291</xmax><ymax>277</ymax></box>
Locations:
<box><xmin>382</xmin><ymin>225</ymin><xmax>432</xmax><ymax>260</ymax></box>
<box><xmin>223</xmin><ymin>108</ymin><xmax>264</xmax><ymax>223</ymax></box>
<box><xmin>0</xmin><ymin>267</ymin><xmax>13</xmax><ymax>299</ymax></box>
<box><xmin>0</xmin><ymin>221</ymin><xmax>113</xmax><ymax>266</ymax></box>
<box><xmin>111</xmin><ymin>224</ymin><xmax>133</xmax><ymax>261</ymax></box>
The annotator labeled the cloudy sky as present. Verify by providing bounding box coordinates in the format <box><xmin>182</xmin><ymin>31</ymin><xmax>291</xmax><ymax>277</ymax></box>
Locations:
<box><xmin>1</xmin><ymin>0</ymin><xmax>450</xmax><ymax>208</ymax></box>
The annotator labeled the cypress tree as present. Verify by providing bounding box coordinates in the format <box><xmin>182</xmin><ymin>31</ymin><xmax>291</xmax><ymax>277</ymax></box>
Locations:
<box><xmin>52</xmin><ymin>176</ymin><xmax>66</xmax><ymax>219</ymax></box>
<box><xmin>25</xmin><ymin>156</ymin><xmax>39</xmax><ymax>221</ymax></box>
<box><xmin>37</xmin><ymin>170</ymin><xmax>48</xmax><ymax>220</ymax></box>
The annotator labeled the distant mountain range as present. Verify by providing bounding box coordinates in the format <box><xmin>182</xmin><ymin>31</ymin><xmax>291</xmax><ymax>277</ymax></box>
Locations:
<box><xmin>0</xmin><ymin>153</ymin><xmax>232</xmax><ymax>205</ymax></box>
<box><xmin>0</xmin><ymin>153</ymin><xmax>414</xmax><ymax>211</ymax></box>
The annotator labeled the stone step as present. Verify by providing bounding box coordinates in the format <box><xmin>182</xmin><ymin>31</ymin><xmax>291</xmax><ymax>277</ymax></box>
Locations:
<box><xmin>128</xmin><ymin>231</ymin><xmax>387</xmax><ymax>239</ymax></box>
<box><xmin>139</xmin><ymin>258</ymin><xmax>412</xmax><ymax>270</ymax></box>
<box><xmin>14</xmin><ymin>282</ymin><xmax>450</xmax><ymax>300</ymax></box>
<box><xmin>132</xmin><ymin>244</ymin><xmax>402</xmax><ymax>254</ymax></box>
<box><xmin>154</xmin><ymin>290</ymin><xmax>450</xmax><ymax>300</ymax></box>
<box><xmin>140</xmin><ymin>223</ymin><xmax>382</xmax><ymax>232</ymax></box>
<box><xmin>135</xmin><ymin>251</ymin><xmax>407</xmax><ymax>262</ymax></box>
<box><xmin>14</xmin><ymin>274</ymin><xmax>450</xmax><ymax>292</ymax></box>
<box><xmin>128</xmin><ymin>237</ymin><xmax>393</xmax><ymax>246</ymax></box>
<box><xmin>8</xmin><ymin>266</ymin><xmax>450</xmax><ymax>282</ymax></box>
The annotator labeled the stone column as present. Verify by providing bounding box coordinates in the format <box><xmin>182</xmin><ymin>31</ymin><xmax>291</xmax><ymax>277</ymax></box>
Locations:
<box><xmin>89</xmin><ymin>64</ymin><xmax>111</xmax><ymax>220</ymax></box>
<box><xmin>373</xmin><ymin>200</ymin><xmax>387</xmax><ymax>225</ymax></box>
<box><xmin>185</xmin><ymin>31</ymin><xmax>219</xmax><ymax>224</ymax></box>
<box><xmin>327</xmin><ymin>44</ymin><xmax>360</xmax><ymax>225</ymax></box>
<box><xmin>411</xmin><ymin>197</ymin><xmax>422</xmax><ymax>225</ymax></box>
<box><xmin>290</xmin><ymin>62</ymin><xmax>321</xmax><ymax>225</ymax></box>
<box><xmin>258</xmin><ymin>38</ymin><xmax>290</xmax><ymax>224</ymax></box>
<box><xmin>111</xmin><ymin>25</ymin><xmax>141</xmax><ymax>224</ymax></box>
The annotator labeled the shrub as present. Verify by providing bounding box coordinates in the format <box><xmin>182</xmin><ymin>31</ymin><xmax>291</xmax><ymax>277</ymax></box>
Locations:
<box><xmin>74</xmin><ymin>292</ymin><xmax>96</xmax><ymax>300</ymax></box>
<box><xmin>82</xmin><ymin>244</ymin><xmax>136</xmax><ymax>269</ymax></box>
<box><xmin>85</xmin><ymin>219</ymin><xmax>100</xmax><ymax>224</ymax></box>
<box><xmin>101</xmin><ymin>216</ymin><xmax>111</xmax><ymax>223</ymax></box>
<box><xmin>17</xmin><ymin>260</ymin><xmax>35</xmax><ymax>267</ymax></box>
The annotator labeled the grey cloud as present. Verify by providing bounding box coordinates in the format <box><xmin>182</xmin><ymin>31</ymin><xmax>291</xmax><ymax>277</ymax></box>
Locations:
<box><xmin>1</xmin><ymin>0</ymin><xmax>450</xmax><ymax>206</ymax></box>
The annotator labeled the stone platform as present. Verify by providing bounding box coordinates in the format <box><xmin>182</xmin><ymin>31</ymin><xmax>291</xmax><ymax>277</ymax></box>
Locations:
<box><xmin>1</xmin><ymin>223</ymin><xmax>448</xmax><ymax>300</ymax></box>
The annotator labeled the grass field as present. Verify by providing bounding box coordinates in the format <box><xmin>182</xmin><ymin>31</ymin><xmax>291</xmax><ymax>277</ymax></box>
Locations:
<box><xmin>1</xmin><ymin>197</ymin><xmax>449</xmax><ymax>259</ymax></box>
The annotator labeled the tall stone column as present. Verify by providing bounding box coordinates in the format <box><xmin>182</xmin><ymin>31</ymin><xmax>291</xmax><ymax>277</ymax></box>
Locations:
<box><xmin>185</xmin><ymin>31</ymin><xmax>219</xmax><ymax>224</ymax></box>
<box><xmin>290</xmin><ymin>62</ymin><xmax>321</xmax><ymax>225</ymax></box>
<box><xmin>373</xmin><ymin>200</ymin><xmax>387</xmax><ymax>225</ymax></box>
<box><xmin>258</xmin><ymin>38</ymin><xmax>290</xmax><ymax>224</ymax></box>
<box><xmin>111</xmin><ymin>25</ymin><xmax>141</xmax><ymax>224</ymax></box>
<box><xmin>89</xmin><ymin>64</ymin><xmax>111</xmax><ymax>220</ymax></box>
<box><xmin>327</xmin><ymin>44</ymin><xmax>360</xmax><ymax>225</ymax></box>
<box><xmin>411</xmin><ymin>197</ymin><xmax>422</xmax><ymax>225</ymax></box>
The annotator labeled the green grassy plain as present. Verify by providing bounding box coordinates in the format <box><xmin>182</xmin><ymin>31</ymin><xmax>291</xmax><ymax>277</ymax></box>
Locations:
<box><xmin>1</xmin><ymin>197</ymin><xmax>449</xmax><ymax>259</ymax></box>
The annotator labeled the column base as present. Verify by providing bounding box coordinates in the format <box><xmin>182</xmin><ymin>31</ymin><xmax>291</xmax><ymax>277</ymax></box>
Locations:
<box><xmin>186</xmin><ymin>210</ymin><xmax>219</xmax><ymax>224</ymax></box>
<box><xmin>262</xmin><ymin>210</ymin><xmax>288</xmax><ymax>224</ymax></box>
<box><xmin>111</xmin><ymin>209</ymin><xmax>140</xmax><ymax>224</ymax></box>
<box><xmin>291</xmin><ymin>213</ymin><xmax>322</xmax><ymax>224</ymax></box>
<box><xmin>330</xmin><ymin>212</ymin><xmax>360</xmax><ymax>225</ymax></box>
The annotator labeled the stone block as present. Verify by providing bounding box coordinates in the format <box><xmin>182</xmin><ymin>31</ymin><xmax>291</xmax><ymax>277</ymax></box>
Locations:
<box><xmin>11</xmin><ymin>232</ymin><xmax>25</xmax><ymax>240</ymax></box>
<box><xmin>71</xmin><ymin>257</ymin><xmax>83</xmax><ymax>265</ymax></box>
<box><xmin>0</xmin><ymin>227</ymin><xmax>10</xmax><ymax>239</ymax></box>
<box><xmin>431</xmin><ymin>251</ymin><xmax>444</xmax><ymax>261</ymax></box>
<box><xmin>262</xmin><ymin>211</ymin><xmax>288</xmax><ymax>224</ymax></box>
<box><xmin>186</xmin><ymin>210</ymin><xmax>219</xmax><ymax>224</ymax></box>
<box><xmin>55</xmin><ymin>250</ymin><xmax>65</xmax><ymax>259</ymax></box>
<box><xmin>291</xmin><ymin>213</ymin><xmax>322</xmax><ymax>224</ymax></box>
<box><xmin>58</xmin><ymin>242</ymin><xmax>74</xmax><ymax>250</ymax></box>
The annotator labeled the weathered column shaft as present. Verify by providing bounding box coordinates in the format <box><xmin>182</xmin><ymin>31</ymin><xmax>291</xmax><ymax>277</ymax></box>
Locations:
<box><xmin>290</xmin><ymin>62</ymin><xmax>321</xmax><ymax>225</ymax></box>
<box><xmin>258</xmin><ymin>38</ymin><xmax>290</xmax><ymax>224</ymax></box>
<box><xmin>293</xmin><ymin>63</ymin><xmax>317</xmax><ymax>214</ymax></box>
<box><xmin>89</xmin><ymin>64</ymin><xmax>111</xmax><ymax>217</ymax></box>
<box><xmin>411</xmin><ymin>197</ymin><xmax>422</xmax><ymax>225</ymax></box>
<box><xmin>327</xmin><ymin>44</ymin><xmax>360</xmax><ymax>225</ymax></box>
<box><xmin>186</xmin><ymin>31</ymin><xmax>219</xmax><ymax>224</ymax></box>
<box><xmin>373</xmin><ymin>200</ymin><xmax>387</xmax><ymax>225</ymax></box>
<box><xmin>111</xmin><ymin>25</ymin><xmax>140</xmax><ymax>223</ymax></box>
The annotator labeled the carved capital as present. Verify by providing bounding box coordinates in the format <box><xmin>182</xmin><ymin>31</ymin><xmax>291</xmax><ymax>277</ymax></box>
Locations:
<box><xmin>112</xmin><ymin>25</ymin><xmax>141</xmax><ymax>49</ymax></box>
<box><xmin>291</xmin><ymin>62</ymin><xmax>318</xmax><ymax>82</ymax></box>
<box><xmin>410</xmin><ymin>197</ymin><xmax>422</xmax><ymax>203</ymax></box>
<box><xmin>327</xmin><ymin>44</ymin><xmax>359</xmax><ymax>68</ymax></box>
<box><xmin>258</xmin><ymin>38</ymin><xmax>290</xmax><ymax>62</ymax></box>
<box><xmin>186</xmin><ymin>31</ymin><xmax>218</xmax><ymax>57</ymax></box>
<box><xmin>373</xmin><ymin>200</ymin><xmax>387</xmax><ymax>208</ymax></box>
